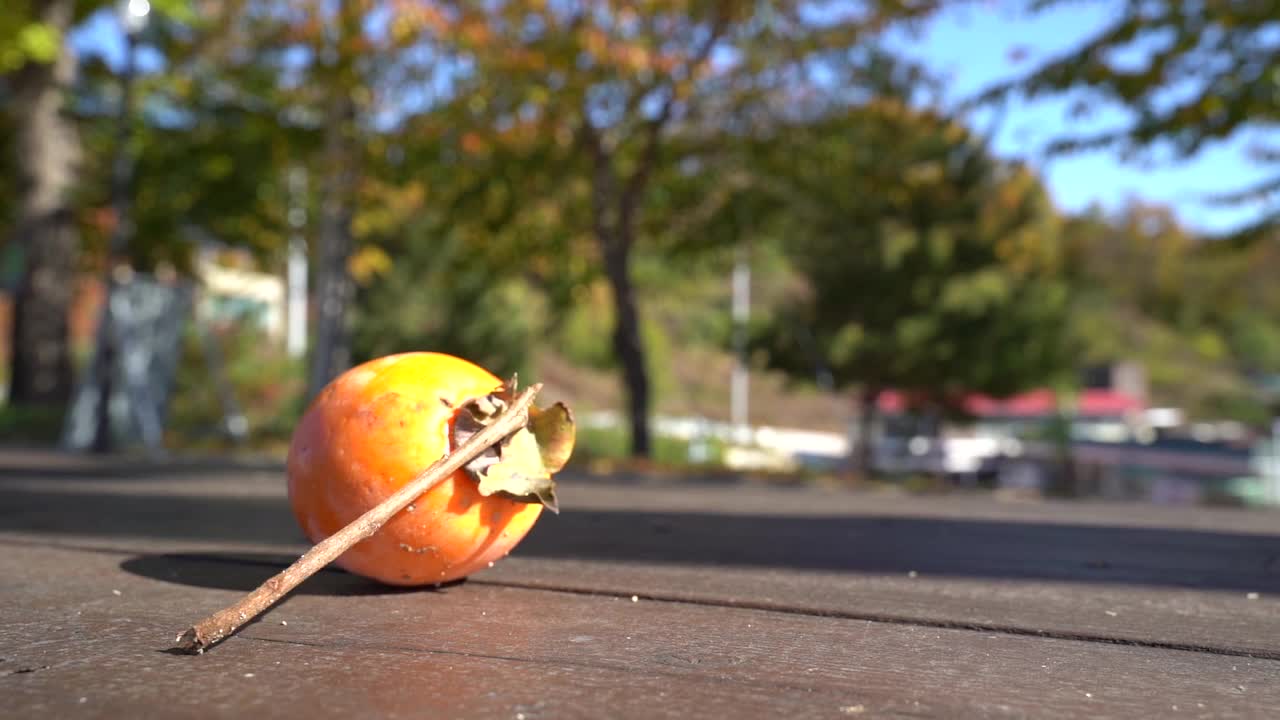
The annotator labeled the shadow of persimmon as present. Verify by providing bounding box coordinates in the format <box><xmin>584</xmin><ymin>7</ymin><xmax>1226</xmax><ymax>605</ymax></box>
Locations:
<box><xmin>120</xmin><ymin>552</ymin><xmax>466</xmax><ymax>596</ymax></box>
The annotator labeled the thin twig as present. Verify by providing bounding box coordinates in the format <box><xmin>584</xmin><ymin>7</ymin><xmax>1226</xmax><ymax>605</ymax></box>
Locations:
<box><xmin>173</xmin><ymin>383</ymin><xmax>543</xmax><ymax>654</ymax></box>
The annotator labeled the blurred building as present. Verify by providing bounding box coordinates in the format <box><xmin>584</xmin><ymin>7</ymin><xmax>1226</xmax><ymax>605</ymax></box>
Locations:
<box><xmin>192</xmin><ymin>244</ymin><xmax>286</xmax><ymax>340</ymax></box>
<box><xmin>859</xmin><ymin>363</ymin><xmax>1279</xmax><ymax>506</ymax></box>
<box><xmin>0</xmin><ymin>259</ymin><xmax>107</xmax><ymax>397</ymax></box>
<box><xmin>0</xmin><ymin>239</ymin><xmax>288</xmax><ymax>397</ymax></box>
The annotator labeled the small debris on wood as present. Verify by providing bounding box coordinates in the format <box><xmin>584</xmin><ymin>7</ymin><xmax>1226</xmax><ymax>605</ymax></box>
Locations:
<box><xmin>1246</xmin><ymin>592</ymin><xmax>1260</xmax><ymax>600</ymax></box>
<box><xmin>631</xmin><ymin>595</ymin><xmax>639</xmax><ymax>603</ymax></box>
<box><xmin>1104</xmin><ymin>610</ymin><xmax>1118</xmax><ymax>617</ymax></box>
<box><xmin>111</xmin><ymin>589</ymin><xmax>122</xmax><ymax>596</ymax></box>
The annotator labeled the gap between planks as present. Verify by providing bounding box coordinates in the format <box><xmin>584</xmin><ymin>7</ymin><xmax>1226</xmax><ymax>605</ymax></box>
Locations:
<box><xmin>155</xmin><ymin>551</ymin><xmax>1280</xmax><ymax>663</ymax></box>
<box><xmin>471</xmin><ymin>578</ymin><xmax>1280</xmax><ymax>662</ymax></box>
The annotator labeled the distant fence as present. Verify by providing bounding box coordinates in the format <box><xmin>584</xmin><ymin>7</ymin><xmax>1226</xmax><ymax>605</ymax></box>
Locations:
<box><xmin>581</xmin><ymin>410</ymin><xmax>1280</xmax><ymax>504</ymax></box>
<box><xmin>1020</xmin><ymin>440</ymin><xmax>1256</xmax><ymax>477</ymax></box>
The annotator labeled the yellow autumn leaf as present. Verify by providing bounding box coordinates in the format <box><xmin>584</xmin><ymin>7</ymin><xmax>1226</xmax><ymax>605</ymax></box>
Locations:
<box><xmin>347</xmin><ymin>246</ymin><xmax>393</xmax><ymax>285</ymax></box>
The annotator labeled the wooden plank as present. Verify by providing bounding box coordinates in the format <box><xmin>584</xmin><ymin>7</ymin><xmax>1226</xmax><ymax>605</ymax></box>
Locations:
<box><xmin>3</xmin><ymin>465</ymin><xmax>1279</xmax><ymax>658</ymax></box>
<box><xmin>491</xmin><ymin>481</ymin><xmax>1280</xmax><ymax>658</ymax></box>
<box><xmin>483</xmin><ymin>558</ymin><xmax>1280</xmax><ymax>659</ymax></box>
<box><xmin>3</xmin><ymin>544</ymin><xmax>1279</xmax><ymax>719</ymax></box>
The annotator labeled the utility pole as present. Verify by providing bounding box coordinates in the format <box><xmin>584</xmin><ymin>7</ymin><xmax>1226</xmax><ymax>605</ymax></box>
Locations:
<box><xmin>90</xmin><ymin>0</ymin><xmax>150</xmax><ymax>453</ymax></box>
<box><xmin>730</xmin><ymin>243</ymin><xmax>750</xmax><ymax>444</ymax></box>
<box><xmin>286</xmin><ymin>166</ymin><xmax>308</xmax><ymax>359</ymax></box>
<box><xmin>1270</xmin><ymin>416</ymin><xmax>1280</xmax><ymax>506</ymax></box>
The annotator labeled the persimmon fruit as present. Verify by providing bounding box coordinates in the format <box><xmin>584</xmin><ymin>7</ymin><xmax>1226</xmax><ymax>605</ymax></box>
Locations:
<box><xmin>286</xmin><ymin>352</ymin><xmax>568</xmax><ymax>586</ymax></box>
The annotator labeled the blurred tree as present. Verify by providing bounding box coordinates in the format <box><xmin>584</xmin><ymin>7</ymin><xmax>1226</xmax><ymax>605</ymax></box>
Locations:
<box><xmin>73</xmin><ymin>1</ymin><xmax>460</xmax><ymax>399</ymax></box>
<box><xmin>436</xmin><ymin>1</ymin><xmax>940</xmax><ymax>457</ymax></box>
<box><xmin>169</xmin><ymin>0</ymin><xmax>370</xmax><ymax>400</ymax></box>
<box><xmin>2</xmin><ymin>0</ymin><xmax>203</xmax><ymax>412</ymax></box>
<box><xmin>253</xmin><ymin>1</ymin><xmax>483</xmax><ymax>400</ymax></box>
<box><xmin>983</xmin><ymin>0</ymin><xmax>1280</xmax><ymax>239</ymax></box>
<box><xmin>306</xmin><ymin>20</ymin><xmax>360</xmax><ymax>402</ymax></box>
<box><xmin>71</xmin><ymin>6</ymin><xmax>297</xmax><ymax>272</ymax></box>
<box><xmin>1061</xmin><ymin>202</ymin><xmax>1280</xmax><ymax>423</ymax></box>
<box><xmin>2</xmin><ymin>0</ymin><xmax>81</xmax><ymax>408</ymax></box>
<box><xmin>749</xmin><ymin>102</ymin><xmax>1073</xmax><ymax>472</ymax></box>
<box><xmin>350</xmin><ymin>211</ymin><xmax>540</xmax><ymax>379</ymax></box>
<box><xmin>0</xmin><ymin>113</ymin><xmax>16</xmax><ymax>250</ymax></box>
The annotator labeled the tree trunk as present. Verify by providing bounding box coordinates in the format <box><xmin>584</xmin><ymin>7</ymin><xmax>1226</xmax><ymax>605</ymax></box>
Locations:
<box><xmin>582</xmin><ymin>118</ymin><xmax>655</xmax><ymax>460</ymax></box>
<box><xmin>7</xmin><ymin>0</ymin><xmax>80</xmax><ymax>409</ymax></box>
<box><xmin>305</xmin><ymin>95</ymin><xmax>357</xmax><ymax>400</ymax></box>
<box><xmin>9</xmin><ymin>211</ymin><xmax>77</xmax><ymax>408</ymax></box>
<box><xmin>600</xmin><ymin>233</ymin><xmax>652</xmax><ymax>458</ymax></box>
<box><xmin>848</xmin><ymin>386</ymin><xmax>881</xmax><ymax>476</ymax></box>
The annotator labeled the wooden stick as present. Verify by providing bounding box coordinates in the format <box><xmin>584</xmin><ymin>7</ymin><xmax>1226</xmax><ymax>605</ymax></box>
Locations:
<box><xmin>173</xmin><ymin>383</ymin><xmax>543</xmax><ymax>654</ymax></box>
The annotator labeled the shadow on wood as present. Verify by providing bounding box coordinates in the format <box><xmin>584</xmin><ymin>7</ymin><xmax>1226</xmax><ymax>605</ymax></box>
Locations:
<box><xmin>119</xmin><ymin>552</ymin><xmax>463</xmax><ymax>596</ymax></box>
<box><xmin>517</xmin><ymin>509</ymin><xmax>1280</xmax><ymax>593</ymax></box>
<box><xmin>5</xmin><ymin>477</ymin><xmax>1278</xmax><ymax>593</ymax></box>
<box><xmin>0</xmin><ymin>456</ymin><xmax>285</xmax><ymax>481</ymax></box>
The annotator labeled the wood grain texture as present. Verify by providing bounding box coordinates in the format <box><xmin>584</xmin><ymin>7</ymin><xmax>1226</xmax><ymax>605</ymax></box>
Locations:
<box><xmin>3</xmin><ymin>544</ymin><xmax>1279</xmax><ymax>720</ymax></box>
<box><xmin>4</xmin><ymin>453</ymin><xmax>1280</xmax><ymax>717</ymax></box>
<box><xmin>3</xmin><ymin>463</ymin><xmax>1277</xmax><ymax>657</ymax></box>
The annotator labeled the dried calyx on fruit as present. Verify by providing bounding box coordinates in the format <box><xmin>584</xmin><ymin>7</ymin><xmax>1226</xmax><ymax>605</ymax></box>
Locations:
<box><xmin>452</xmin><ymin>376</ymin><xmax>575</xmax><ymax>513</ymax></box>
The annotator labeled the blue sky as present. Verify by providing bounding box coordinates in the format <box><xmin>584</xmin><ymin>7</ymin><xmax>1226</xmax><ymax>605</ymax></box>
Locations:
<box><xmin>890</xmin><ymin>2</ymin><xmax>1275</xmax><ymax>235</ymax></box>
<box><xmin>72</xmin><ymin>2</ymin><xmax>1275</xmax><ymax>235</ymax></box>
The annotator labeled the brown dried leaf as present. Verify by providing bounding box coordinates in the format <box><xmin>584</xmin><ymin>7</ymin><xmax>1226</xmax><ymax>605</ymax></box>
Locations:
<box><xmin>450</xmin><ymin>378</ymin><xmax>571</xmax><ymax>513</ymax></box>
<box><xmin>473</xmin><ymin>425</ymin><xmax>559</xmax><ymax>512</ymax></box>
<box><xmin>530</xmin><ymin>402</ymin><xmax>575</xmax><ymax>473</ymax></box>
<box><xmin>451</xmin><ymin>386</ymin><xmax>508</xmax><ymax>479</ymax></box>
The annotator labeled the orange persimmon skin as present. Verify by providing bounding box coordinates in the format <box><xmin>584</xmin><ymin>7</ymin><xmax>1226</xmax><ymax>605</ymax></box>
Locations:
<box><xmin>286</xmin><ymin>352</ymin><xmax>543</xmax><ymax>586</ymax></box>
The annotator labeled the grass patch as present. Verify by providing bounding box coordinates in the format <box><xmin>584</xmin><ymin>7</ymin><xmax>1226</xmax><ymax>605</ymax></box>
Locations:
<box><xmin>571</xmin><ymin>424</ymin><xmax>726</xmax><ymax>469</ymax></box>
<box><xmin>0</xmin><ymin>403</ymin><xmax>65</xmax><ymax>445</ymax></box>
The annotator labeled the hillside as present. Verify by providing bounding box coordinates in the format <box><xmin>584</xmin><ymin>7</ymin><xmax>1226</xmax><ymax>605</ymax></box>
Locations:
<box><xmin>536</xmin><ymin>348</ymin><xmax>849</xmax><ymax>434</ymax></box>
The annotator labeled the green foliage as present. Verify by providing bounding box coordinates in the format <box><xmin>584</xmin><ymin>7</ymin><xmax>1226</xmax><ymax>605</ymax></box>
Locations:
<box><xmin>550</xmin><ymin>279</ymin><xmax>681</xmax><ymax>403</ymax></box>
<box><xmin>1</xmin><ymin>2</ymin><xmax>63</xmax><ymax>73</ymax></box>
<box><xmin>349</xmin><ymin>225</ymin><xmax>539</xmax><ymax>382</ymax></box>
<box><xmin>1060</xmin><ymin>202</ymin><xmax>1280</xmax><ymax>422</ymax></box>
<box><xmin>986</xmin><ymin>0</ymin><xmax>1280</xmax><ymax>238</ymax></box>
<box><xmin>68</xmin><ymin>6</ymin><xmax>313</xmax><ymax>272</ymax></box>
<box><xmin>1229</xmin><ymin>311</ymin><xmax>1280</xmax><ymax>374</ymax></box>
<box><xmin>553</xmin><ymin>284</ymin><xmax>617</xmax><ymax>371</ymax></box>
<box><xmin>749</xmin><ymin>101</ymin><xmax>1073</xmax><ymax>412</ymax></box>
<box><xmin>166</xmin><ymin>324</ymin><xmax>304</xmax><ymax>449</ymax></box>
<box><xmin>2</xmin><ymin>0</ymin><xmax>196</xmax><ymax>72</ymax></box>
<box><xmin>12</xmin><ymin>0</ymin><xmax>1280</xmax><ymax>442</ymax></box>
<box><xmin>426</xmin><ymin>1</ymin><xmax>950</xmax><ymax>457</ymax></box>
<box><xmin>572</xmin><ymin>424</ymin><xmax>726</xmax><ymax>469</ymax></box>
<box><xmin>0</xmin><ymin>402</ymin><xmax>65</xmax><ymax>444</ymax></box>
<box><xmin>2</xmin><ymin>20</ymin><xmax>61</xmax><ymax>70</ymax></box>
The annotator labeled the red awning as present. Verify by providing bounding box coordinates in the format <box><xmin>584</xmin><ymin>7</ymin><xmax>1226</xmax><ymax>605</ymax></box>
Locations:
<box><xmin>878</xmin><ymin>389</ymin><xmax>1143</xmax><ymax>418</ymax></box>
